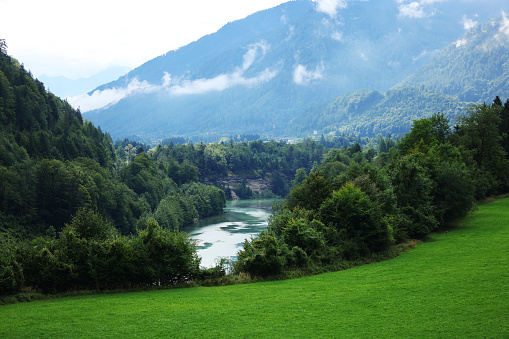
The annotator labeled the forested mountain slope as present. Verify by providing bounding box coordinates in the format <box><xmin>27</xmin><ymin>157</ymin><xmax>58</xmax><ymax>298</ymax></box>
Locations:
<box><xmin>294</xmin><ymin>13</ymin><xmax>509</xmax><ymax>137</ymax></box>
<box><xmin>399</xmin><ymin>13</ymin><xmax>509</xmax><ymax>103</ymax></box>
<box><xmin>289</xmin><ymin>87</ymin><xmax>469</xmax><ymax>137</ymax></box>
<box><xmin>0</xmin><ymin>46</ymin><xmax>225</xmax><ymax>237</ymax></box>
<box><xmin>82</xmin><ymin>0</ymin><xmax>508</xmax><ymax>141</ymax></box>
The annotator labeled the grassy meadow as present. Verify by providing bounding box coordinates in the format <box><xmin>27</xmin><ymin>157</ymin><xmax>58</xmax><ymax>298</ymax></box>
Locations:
<box><xmin>1</xmin><ymin>199</ymin><xmax>508</xmax><ymax>338</ymax></box>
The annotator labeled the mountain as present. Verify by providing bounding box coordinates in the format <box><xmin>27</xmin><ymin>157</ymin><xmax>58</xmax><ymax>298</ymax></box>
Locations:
<box><xmin>303</xmin><ymin>12</ymin><xmax>509</xmax><ymax>138</ymax></box>
<box><xmin>83</xmin><ymin>0</ymin><xmax>509</xmax><ymax>141</ymax></box>
<box><xmin>38</xmin><ymin>66</ymin><xmax>131</xmax><ymax>98</ymax></box>
<box><xmin>289</xmin><ymin>87</ymin><xmax>469</xmax><ymax>138</ymax></box>
<box><xmin>398</xmin><ymin>13</ymin><xmax>509</xmax><ymax>103</ymax></box>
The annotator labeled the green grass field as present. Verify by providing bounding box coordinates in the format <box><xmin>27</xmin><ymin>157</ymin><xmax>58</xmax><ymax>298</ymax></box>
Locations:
<box><xmin>1</xmin><ymin>199</ymin><xmax>508</xmax><ymax>338</ymax></box>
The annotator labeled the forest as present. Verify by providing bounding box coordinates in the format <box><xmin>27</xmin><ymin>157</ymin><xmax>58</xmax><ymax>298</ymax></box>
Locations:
<box><xmin>1</xmin><ymin>41</ymin><xmax>509</xmax><ymax>296</ymax></box>
<box><xmin>234</xmin><ymin>99</ymin><xmax>509</xmax><ymax>277</ymax></box>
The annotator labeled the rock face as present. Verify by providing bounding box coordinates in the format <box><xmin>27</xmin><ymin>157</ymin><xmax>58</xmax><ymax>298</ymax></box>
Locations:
<box><xmin>203</xmin><ymin>175</ymin><xmax>274</xmax><ymax>198</ymax></box>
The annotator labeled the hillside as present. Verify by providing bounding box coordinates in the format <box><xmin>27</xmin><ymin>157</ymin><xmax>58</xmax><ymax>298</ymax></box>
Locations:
<box><xmin>289</xmin><ymin>86</ymin><xmax>470</xmax><ymax>137</ymax></box>
<box><xmin>399</xmin><ymin>13</ymin><xmax>509</xmax><ymax>103</ymax></box>
<box><xmin>293</xmin><ymin>12</ymin><xmax>509</xmax><ymax>138</ymax></box>
<box><xmin>82</xmin><ymin>0</ymin><xmax>508</xmax><ymax>141</ymax></box>
<box><xmin>0</xmin><ymin>46</ymin><xmax>225</xmax><ymax>237</ymax></box>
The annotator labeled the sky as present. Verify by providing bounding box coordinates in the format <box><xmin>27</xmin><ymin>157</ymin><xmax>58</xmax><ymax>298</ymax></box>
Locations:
<box><xmin>0</xmin><ymin>0</ymin><xmax>291</xmax><ymax>79</ymax></box>
<box><xmin>1</xmin><ymin>0</ymin><xmax>506</xmax><ymax>92</ymax></box>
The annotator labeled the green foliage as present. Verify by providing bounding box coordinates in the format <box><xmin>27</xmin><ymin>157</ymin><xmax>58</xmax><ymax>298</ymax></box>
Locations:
<box><xmin>291</xmin><ymin>168</ymin><xmax>307</xmax><ymax>188</ymax></box>
<box><xmin>318</xmin><ymin>183</ymin><xmax>393</xmax><ymax>258</ymax></box>
<box><xmin>235</xmin><ymin>231</ymin><xmax>288</xmax><ymax>277</ymax></box>
<box><xmin>386</xmin><ymin>154</ymin><xmax>438</xmax><ymax>238</ymax></box>
<box><xmin>454</xmin><ymin>104</ymin><xmax>509</xmax><ymax>195</ymax></box>
<box><xmin>399</xmin><ymin>112</ymin><xmax>451</xmax><ymax>154</ymax></box>
<box><xmin>1</xmin><ymin>215</ymin><xmax>201</xmax><ymax>294</ymax></box>
<box><xmin>238</xmin><ymin>96</ymin><xmax>509</xmax><ymax>277</ymax></box>
<box><xmin>0</xmin><ymin>234</ymin><xmax>24</xmax><ymax>295</ymax></box>
<box><xmin>66</xmin><ymin>208</ymin><xmax>115</xmax><ymax>240</ymax></box>
<box><xmin>288</xmin><ymin>172</ymin><xmax>332</xmax><ymax>211</ymax></box>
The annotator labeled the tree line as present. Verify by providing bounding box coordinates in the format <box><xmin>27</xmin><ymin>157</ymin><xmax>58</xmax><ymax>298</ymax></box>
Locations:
<box><xmin>234</xmin><ymin>98</ymin><xmax>509</xmax><ymax>277</ymax></box>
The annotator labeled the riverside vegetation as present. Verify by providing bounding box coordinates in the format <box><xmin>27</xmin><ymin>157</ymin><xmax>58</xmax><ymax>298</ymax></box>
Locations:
<box><xmin>1</xmin><ymin>38</ymin><xmax>509</xmax><ymax>299</ymax></box>
<box><xmin>0</xmin><ymin>198</ymin><xmax>507</xmax><ymax>337</ymax></box>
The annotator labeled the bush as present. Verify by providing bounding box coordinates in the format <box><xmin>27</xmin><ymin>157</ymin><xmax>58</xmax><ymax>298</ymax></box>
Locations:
<box><xmin>318</xmin><ymin>183</ymin><xmax>394</xmax><ymax>258</ymax></box>
<box><xmin>235</xmin><ymin>232</ymin><xmax>288</xmax><ymax>277</ymax></box>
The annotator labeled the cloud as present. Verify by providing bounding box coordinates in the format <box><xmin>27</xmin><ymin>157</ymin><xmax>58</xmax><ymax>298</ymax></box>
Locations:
<box><xmin>412</xmin><ymin>49</ymin><xmax>440</xmax><ymax>62</ymax></box>
<box><xmin>455</xmin><ymin>38</ymin><xmax>468</xmax><ymax>47</ymax></box>
<box><xmin>331</xmin><ymin>31</ymin><xmax>343</xmax><ymax>41</ymax></box>
<box><xmin>293</xmin><ymin>63</ymin><xmax>325</xmax><ymax>85</ymax></box>
<box><xmin>315</xmin><ymin>0</ymin><xmax>348</xmax><ymax>18</ymax></box>
<box><xmin>71</xmin><ymin>41</ymin><xmax>277</xmax><ymax>111</ymax></box>
<box><xmin>500</xmin><ymin>12</ymin><xmax>509</xmax><ymax>36</ymax></box>
<box><xmin>398</xmin><ymin>2</ymin><xmax>426</xmax><ymax>18</ymax></box>
<box><xmin>462</xmin><ymin>15</ymin><xmax>478</xmax><ymax>30</ymax></box>
<box><xmin>68</xmin><ymin>78</ymin><xmax>157</xmax><ymax>112</ymax></box>
<box><xmin>397</xmin><ymin>0</ymin><xmax>442</xmax><ymax>19</ymax></box>
<box><xmin>168</xmin><ymin>41</ymin><xmax>276</xmax><ymax>95</ymax></box>
<box><xmin>168</xmin><ymin>69</ymin><xmax>277</xmax><ymax>95</ymax></box>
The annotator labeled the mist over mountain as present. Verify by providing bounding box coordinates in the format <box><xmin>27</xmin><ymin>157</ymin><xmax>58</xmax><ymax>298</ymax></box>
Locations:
<box><xmin>83</xmin><ymin>0</ymin><xmax>509</xmax><ymax>141</ymax></box>
<box><xmin>39</xmin><ymin>66</ymin><xmax>131</xmax><ymax>99</ymax></box>
<box><xmin>304</xmin><ymin>11</ymin><xmax>509</xmax><ymax>138</ymax></box>
<box><xmin>398</xmin><ymin>12</ymin><xmax>509</xmax><ymax>103</ymax></box>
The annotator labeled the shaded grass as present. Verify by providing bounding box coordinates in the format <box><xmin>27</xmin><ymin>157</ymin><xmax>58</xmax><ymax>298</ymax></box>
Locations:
<box><xmin>1</xmin><ymin>199</ymin><xmax>508</xmax><ymax>338</ymax></box>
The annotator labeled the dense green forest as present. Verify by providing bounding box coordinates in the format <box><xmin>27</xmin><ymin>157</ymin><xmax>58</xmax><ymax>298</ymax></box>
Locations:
<box><xmin>0</xmin><ymin>45</ymin><xmax>228</xmax><ymax>293</ymax></box>
<box><xmin>234</xmin><ymin>100</ymin><xmax>509</xmax><ymax>277</ymax></box>
<box><xmin>293</xmin><ymin>86</ymin><xmax>470</xmax><ymax>138</ymax></box>
<box><xmin>0</xmin><ymin>46</ymin><xmax>225</xmax><ymax>237</ymax></box>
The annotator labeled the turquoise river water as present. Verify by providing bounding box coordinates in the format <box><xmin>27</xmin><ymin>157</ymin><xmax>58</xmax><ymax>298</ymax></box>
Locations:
<box><xmin>183</xmin><ymin>199</ymin><xmax>278</xmax><ymax>267</ymax></box>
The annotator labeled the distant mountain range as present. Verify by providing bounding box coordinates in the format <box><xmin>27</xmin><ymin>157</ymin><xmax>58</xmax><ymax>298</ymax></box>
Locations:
<box><xmin>82</xmin><ymin>0</ymin><xmax>509</xmax><ymax>141</ymax></box>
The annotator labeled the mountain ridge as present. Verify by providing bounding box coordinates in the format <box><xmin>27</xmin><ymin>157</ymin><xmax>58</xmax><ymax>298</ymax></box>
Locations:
<box><xmin>82</xmin><ymin>0</ymin><xmax>509</xmax><ymax>141</ymax></box>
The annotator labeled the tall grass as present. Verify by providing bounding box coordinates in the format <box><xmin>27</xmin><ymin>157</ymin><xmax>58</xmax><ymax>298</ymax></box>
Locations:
<box><xmin>1</xmin><ymin>199</ymin><xmax>508</xmax><ymax>338</ymax></box>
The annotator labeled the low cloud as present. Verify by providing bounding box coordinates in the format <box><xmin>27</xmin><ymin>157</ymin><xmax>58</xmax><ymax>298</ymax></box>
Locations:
<box><xmin>500</xmin><ymin>12</ymin><xmax>509</xmax><ymax>37</ymax></box>
<box><xmin>412</xmin><ymin>49</ymin><xmax>440</xmax><ymax>62</ymax></box>
<box><xmin>331</xmin><ymin>31</ymin><xmax>343</xmax><ymax>41</ymax></box>
<box><xmin>168</xmin><ymin>69</ymin><xmax>277</xmax><ymax>95</ymax></box>
<box><xmin>72</xmin><ymin>41</ymin><xmax>277</xmax><ymax>111</ymax></box>
<box><xmin>293</xmin><ymin>63</ymin><xmax>325</xmax><ymax>85</ymax></box>
<box><xmin>315</xmin><ymin>0</ymin><xmax>348</xmax><ymax>18</ymax></box>
<box><xmin>397</xmin><ymin>0</ymin><xmax>442</xmax><ymax>19</ymax></box>
<box><xmin>455</xmin><ymin>38</ymin><xmax>468</xmax><ymax>48</ymax></box>
<box><xmin>462</xmin><ymin>15</ymin><xmax>478</xmax><ymax>30</ymax></box>
<box><xmin>68</xmin><ymin>78</ymin><xmax>157</xmax><ymax>112</ymax></box>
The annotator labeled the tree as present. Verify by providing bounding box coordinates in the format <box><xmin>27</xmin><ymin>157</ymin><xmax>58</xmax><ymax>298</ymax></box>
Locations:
<box><xmin>288</xmin><ymin>172</ymin><xmax>332</xmax><ymax>211</ymax></box>
<box><xmin>291</xmin><ymin>168</ymin><xmax>307</xmax><ymax>188</ymax></box>
<box><xmin>454</xmin><ymin>104</ymin><xmax>509</xmax><ymax>194</ymax></box>
<box><xmin>386</xmin><ymin>154</ymin><xmax>437</xmax><ymax>238</ymax></box>
<box><xmin>318</xmin><ymin>183</ymin><xmax>393</xmax><ymax>258</ymax></box>
<box><xmin>399</xmin><ymin>113</ymin><xmax>450</xmax><ymax>154</ymax></box>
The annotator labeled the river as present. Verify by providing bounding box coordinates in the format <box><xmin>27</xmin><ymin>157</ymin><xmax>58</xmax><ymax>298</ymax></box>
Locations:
<box><xmin>183</xmin><ymin>199</ymin><xmax>279</xmax><ymax>268</ymax></box>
